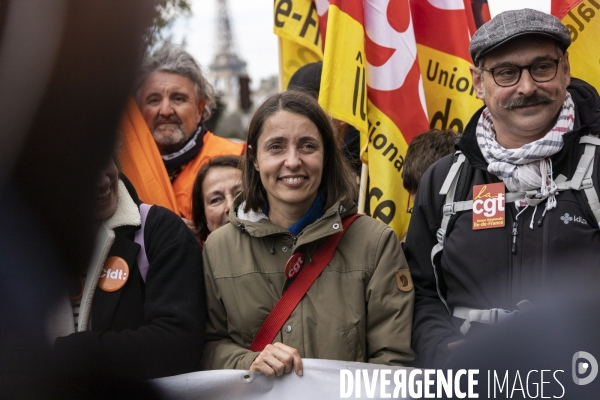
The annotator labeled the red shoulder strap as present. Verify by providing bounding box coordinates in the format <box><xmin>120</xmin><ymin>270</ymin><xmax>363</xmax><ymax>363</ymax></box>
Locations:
<box><xmin>249</xmin><ymin>213</ymin><xmax>362</xmax><ymax>352</ymax></box>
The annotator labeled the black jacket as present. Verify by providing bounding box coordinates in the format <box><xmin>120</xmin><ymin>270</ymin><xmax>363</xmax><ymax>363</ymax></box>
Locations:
<box><xmin>54</xmin><ymin>176</ymin><xmax>206</xmax><ymax>380</ymax></box>
<box><xmin>405</xmin><ymin>78</ymin><xmax>600</xmax><ymax>367</ymax></box>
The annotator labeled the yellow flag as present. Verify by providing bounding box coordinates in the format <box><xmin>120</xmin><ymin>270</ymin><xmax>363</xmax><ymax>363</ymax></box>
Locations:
<box><xmin>274</xmin><ymin>0</ymin><xmax>324</xmax><ymax>90</ymax></box>
<box><xmin>318</xmin><ymin>4</ymin><xmax>368</xmax><ymax>136</ymax></box>
<box><xmin>559</xmin><ymin>1</ymin><xmax>600</xmax><ymax>91</ymax></box>
<box><xmin>417</xmin><ymin>45</ymin><xmax>483</xmax><ymax>132</ymax></box>
<box><xmin>411</xmin><ymin>0</ymin><xmax>483</xmax><ymax>133</ymax></box>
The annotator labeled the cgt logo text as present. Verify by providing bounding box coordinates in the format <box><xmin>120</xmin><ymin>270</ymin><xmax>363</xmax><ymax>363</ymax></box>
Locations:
<box><xmin>339</xmin><ymin>352</ymin><xmax>597</xmax><ymax>398</ymax></box>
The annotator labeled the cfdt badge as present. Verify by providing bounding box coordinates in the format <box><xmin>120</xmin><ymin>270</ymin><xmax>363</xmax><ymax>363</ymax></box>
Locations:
<box><xmin>472</xmin><ymin>182</ymin><xmax>505</xmax><ymax>230</ymax></box>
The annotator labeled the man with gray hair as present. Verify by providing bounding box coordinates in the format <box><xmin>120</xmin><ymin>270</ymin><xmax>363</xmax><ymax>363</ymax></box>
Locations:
<box><xmin>405</xmin><ymin>8</ymin><xmax>600</xmax><ymax>367</ymax></box>
<box><xmin>123</xmin><ymin>44</ymin><xmax>245</xmax><ymax>223</ymax></box>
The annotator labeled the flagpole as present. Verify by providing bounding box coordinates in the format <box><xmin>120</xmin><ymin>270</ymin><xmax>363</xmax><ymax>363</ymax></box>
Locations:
<box><xmin>277</xmin><ymin>37</ymin><xmax>284</xmax><ymax>91</ymax></box>
<box><xmin>357</xmin><ymin>162</ymin><xmax>368</xmax><ymax>214</ymax></box>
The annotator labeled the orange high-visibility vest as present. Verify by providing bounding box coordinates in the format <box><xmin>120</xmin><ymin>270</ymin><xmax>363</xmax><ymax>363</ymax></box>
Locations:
<box><xmin>119</xmin><ymin>98</ymin><xmax>245</xmax><ymax>220</ymax></box>
<box><xmin>172</xmin><ymin>132</ymin><xmax>245</xmax><ymax>220</ymax></box>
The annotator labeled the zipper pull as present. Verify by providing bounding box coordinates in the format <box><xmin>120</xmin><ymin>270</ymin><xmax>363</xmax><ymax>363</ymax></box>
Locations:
<box><xmin>511</xmin><ymin>221</ymin><xmax>518</xmax><ymax>254</ymax></box>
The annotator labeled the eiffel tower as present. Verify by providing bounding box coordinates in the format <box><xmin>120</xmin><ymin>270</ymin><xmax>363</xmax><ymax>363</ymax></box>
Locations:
<box><xmin>209</xmin><ymin>0</ymin><xmax>247</xmax><ymax>114</ymax></box>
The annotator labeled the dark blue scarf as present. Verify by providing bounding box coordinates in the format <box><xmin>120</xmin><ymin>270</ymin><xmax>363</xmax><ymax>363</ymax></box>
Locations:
<box><xmin>264</xmin><ymin>192</ymin><xmax>325</xmax><ymax>236</ymax></box>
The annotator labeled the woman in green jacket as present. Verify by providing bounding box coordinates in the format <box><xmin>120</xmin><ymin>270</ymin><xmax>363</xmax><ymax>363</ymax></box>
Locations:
<box><xmin>200</xmin><ymin>91</ymin><xmax>414</xmax><ymax>377</ymax></box>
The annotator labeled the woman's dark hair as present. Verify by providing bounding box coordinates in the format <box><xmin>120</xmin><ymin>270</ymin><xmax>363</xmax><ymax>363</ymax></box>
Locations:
<box><xmin>192</xmin><ymin>155</ymin><xmax>242</xmax><ymax>241</ymax></box>
<box><xmin>243</xmin><ymin>91</ymin><xmax>357</xmax><ymax>213</ymax></box>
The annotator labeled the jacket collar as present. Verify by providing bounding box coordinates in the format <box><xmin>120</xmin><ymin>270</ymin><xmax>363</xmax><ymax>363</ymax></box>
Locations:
<box><xmin>229</xmin><ymin>195</ymin><xmax>357</xmax><ymax>245</ymax></box>
<box><xmin>457</xmin><ymin>78</ymin><xmax>600</xmax><ymax>171</ymax></box>
<box><xmin>236</xmin><ymin>201</ymin><xmax>269</xmax><ymax>223</ymax></box>
<box><xmin>104</xmin><ymin>179</ymin><xmax>140</xmax><ymax>231</ymax></box>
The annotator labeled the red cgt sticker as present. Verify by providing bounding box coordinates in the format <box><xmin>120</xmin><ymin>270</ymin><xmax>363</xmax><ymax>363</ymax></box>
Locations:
<box><xmin>472</xmin><ymin>182</ymin><xmax>505</xmax><ymax>230</ymax></box>
<box><xmin>285</xmin><ymin>253</ymin><xmax>304</xmax><ymax>279</ymax></box>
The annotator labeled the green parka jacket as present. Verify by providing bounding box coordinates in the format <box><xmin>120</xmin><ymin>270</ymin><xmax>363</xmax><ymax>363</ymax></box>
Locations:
<box><xmin>200</xmin><ymin>197</ymin><xmax>414</xmax><ymax>370</ymax></box>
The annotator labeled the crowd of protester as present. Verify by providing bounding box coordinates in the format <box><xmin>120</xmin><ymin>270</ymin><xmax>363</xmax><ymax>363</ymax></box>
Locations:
<box><xmin>52</xmin><ymin>7</ymin><xmax>600</xmax><ymax>378</ymax></box>
<box><xmin>4</xmin><ymin>4</ymin><xmax>600</xmax><ymax>397</ymax></box>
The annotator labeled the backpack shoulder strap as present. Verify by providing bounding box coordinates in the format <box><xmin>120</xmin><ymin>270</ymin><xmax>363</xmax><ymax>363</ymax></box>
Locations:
<box><xmin>134</xmin><ymin>203</ymin><xmax>152</xmax><ymax>283</ymax></box>
<box><xmin>554</xmin><ymin>134</ymin><xmax>600</xmax><ymax>227</ymax></box>
<box><xmin>430</xmin><ymin>151</ymin><xmax>471</xmax><ymax>314</ymax></box>
<box><xmin>430</xmin><ymin>135</ymin><xmax>600</xmax><ymax>315</ymax></box>
<box><xmin>574</xmin><ymin>135</ymin><xmax>600</xmax><ymax>226</ymax></box>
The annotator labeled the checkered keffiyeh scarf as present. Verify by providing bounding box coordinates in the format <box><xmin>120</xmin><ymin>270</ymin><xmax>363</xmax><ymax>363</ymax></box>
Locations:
<box><xmin>476</xmin><ymin>92</ymin><xmax>575</xmax><ymax>207</ymax></box>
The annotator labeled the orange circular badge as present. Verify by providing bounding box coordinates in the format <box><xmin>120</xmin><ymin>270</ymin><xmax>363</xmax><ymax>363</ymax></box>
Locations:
<box><xmin>98</xmin><ymin>256</ymin><xmax>129</xmax><ymax>292</ymax></box>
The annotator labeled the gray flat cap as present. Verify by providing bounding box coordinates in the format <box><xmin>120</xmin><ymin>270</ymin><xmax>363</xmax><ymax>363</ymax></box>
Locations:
<box><xmin>470</xmin><ymin>8</ymin><xmax>571</xmax><ymax>66</ymax></box>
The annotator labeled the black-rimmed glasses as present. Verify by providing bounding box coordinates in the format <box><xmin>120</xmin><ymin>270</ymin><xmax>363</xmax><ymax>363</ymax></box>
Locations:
<box><xmin>480</xmin><ymin>57</ymin><xmax>562</xmax><ymax>87</ymax></box>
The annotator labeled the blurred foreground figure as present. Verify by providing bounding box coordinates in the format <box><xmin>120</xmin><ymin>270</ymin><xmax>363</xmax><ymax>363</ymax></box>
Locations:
<box><xmin>120</xmin><ymin>45</ymin><xmax>245</xmax><ymax>227</ymax></box>
<box><xmin>0</xmin><ymin>0</ymin><xmax>156</xmax><ymax>397</ymax></box>
<box><xmin>446</xmin><ymin>293</ymin><xmax>600</xmax><ymax>399</ymax></box>
<box><xmin>52</xmin><ymin>158</ymin><xmax>205</xmax><ymax>380</ymax></box>
<box><xmin>405</xmin><ymin>8</ymin><xmax>600</xmax><ymax>367</ymax></box>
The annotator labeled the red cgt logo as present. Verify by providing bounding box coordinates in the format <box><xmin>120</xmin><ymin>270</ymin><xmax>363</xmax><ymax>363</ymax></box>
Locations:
<box><xmin>285</xmin><ymin>253</ymin><xmax>305</xmax><ymax>279</ymax></box>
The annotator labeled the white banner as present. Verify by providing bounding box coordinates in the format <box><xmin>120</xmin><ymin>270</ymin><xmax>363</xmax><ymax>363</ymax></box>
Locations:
<box><xmin>152</xmin><ymin>359</ymin><xmax>418</xmax><ymax>399</ymax></box>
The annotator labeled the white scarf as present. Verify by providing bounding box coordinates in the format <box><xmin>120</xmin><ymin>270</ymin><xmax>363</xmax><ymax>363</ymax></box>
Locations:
<box><xmin>476</xmin><ymin>92</ymin><xmax>575</xmax><ymax>209</ymax></box>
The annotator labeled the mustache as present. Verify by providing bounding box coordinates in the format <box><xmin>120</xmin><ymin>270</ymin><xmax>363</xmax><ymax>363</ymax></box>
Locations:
<box><xmin>154</xmin><ymin>115</ymin><xmax>183</xmax><ymax>128</ymax></box>
<box><xmin>499</xmin><ymin>93</ymin><xmax>557</xmax><ymax>110</ymax></box>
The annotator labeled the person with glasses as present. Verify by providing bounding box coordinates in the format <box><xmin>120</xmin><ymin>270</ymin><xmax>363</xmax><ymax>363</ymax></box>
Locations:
<box><xmin>404</xmin><ymin>8</ymin><xmax>600</xmax><ymax>368</ymax></box>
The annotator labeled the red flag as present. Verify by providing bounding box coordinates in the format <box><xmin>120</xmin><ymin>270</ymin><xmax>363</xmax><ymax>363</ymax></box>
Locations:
<box><xmin>320</xmin><ymin>0</ymin><xmax>430</xmax><ymax>238</ymax></box>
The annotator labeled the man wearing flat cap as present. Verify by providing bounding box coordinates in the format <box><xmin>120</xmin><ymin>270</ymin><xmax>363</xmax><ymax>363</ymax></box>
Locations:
<box><xmin>404</xmin><ymin>8</ymin><xmax>600</xmax><ymax>367</ymax></box>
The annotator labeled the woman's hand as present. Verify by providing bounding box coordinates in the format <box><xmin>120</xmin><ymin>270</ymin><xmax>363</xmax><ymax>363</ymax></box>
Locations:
<box><xmin>249</xmin><ymin>343</ymin><xmax>303</xmax><ymax>378</ymax></box>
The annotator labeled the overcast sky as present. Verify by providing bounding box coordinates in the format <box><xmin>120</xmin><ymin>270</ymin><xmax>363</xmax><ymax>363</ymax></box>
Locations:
<box><xmin>169</xmin><ymin>0</ymin><xmax>279</xmax><ymax>90</ymax></box>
